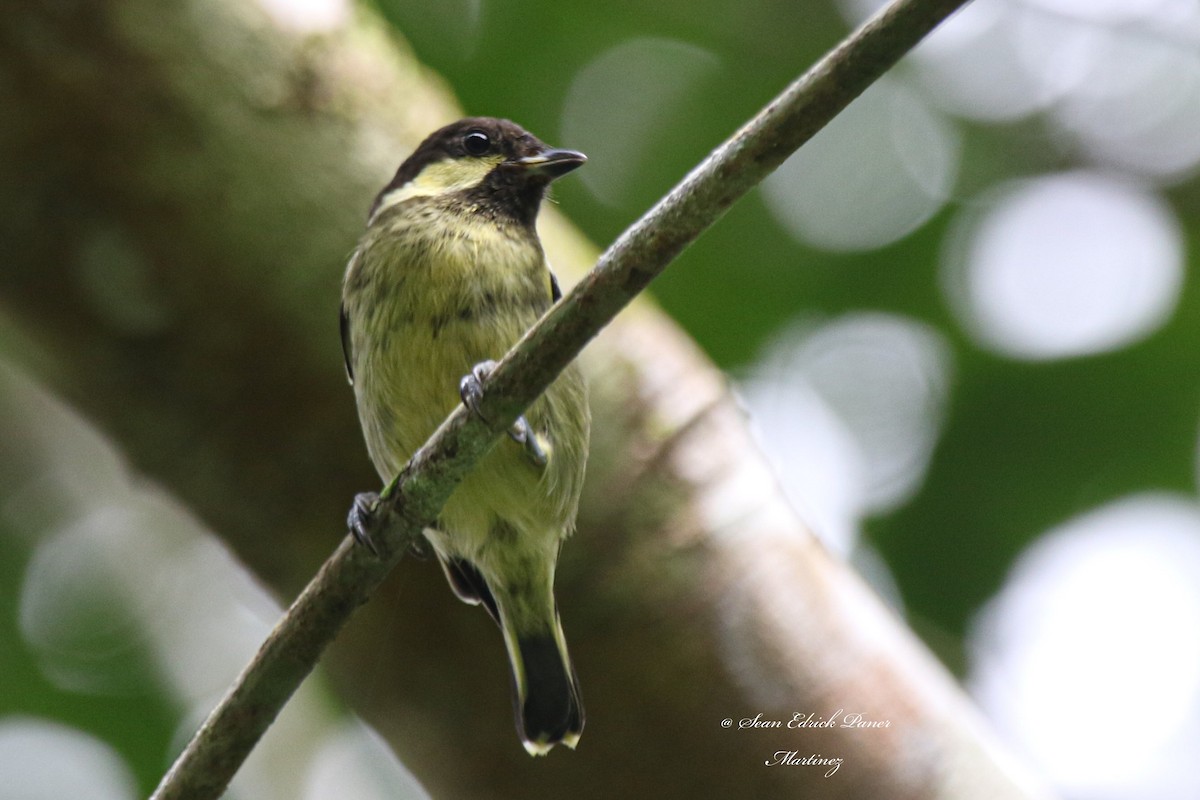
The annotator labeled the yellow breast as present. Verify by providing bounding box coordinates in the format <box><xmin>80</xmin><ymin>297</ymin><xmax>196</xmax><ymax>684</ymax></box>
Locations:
<box><xmin>344</xmin><ymin>196</ymin><xmax>552</xmax><ymax>475</ymax></box>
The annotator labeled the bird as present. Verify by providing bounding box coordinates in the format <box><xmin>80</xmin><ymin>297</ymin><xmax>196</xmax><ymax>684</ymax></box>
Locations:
<box><xmin>339</xmin><ymin>117</ymin><xmax>590</xmax><ymax>755</ymax></box>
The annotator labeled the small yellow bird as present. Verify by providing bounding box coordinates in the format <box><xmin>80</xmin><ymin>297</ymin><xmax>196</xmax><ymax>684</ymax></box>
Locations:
<box><xmin>340</xmin><ymin>118</ymin><xmax>590</xmax><ymax>755</ymax></box>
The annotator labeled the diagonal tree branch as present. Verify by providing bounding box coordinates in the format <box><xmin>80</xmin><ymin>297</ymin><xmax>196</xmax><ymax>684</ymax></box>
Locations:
<box><xmin>151</xmin><ymin>0</ymin><xmax>973</xmax><ymax>797</ymax></box>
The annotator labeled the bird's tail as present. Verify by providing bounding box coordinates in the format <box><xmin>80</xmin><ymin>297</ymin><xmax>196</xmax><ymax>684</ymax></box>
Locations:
<box><xmin>498</xmin><ymin>598</ymin><xmax>584</xmax><ymax>755</ymax></box>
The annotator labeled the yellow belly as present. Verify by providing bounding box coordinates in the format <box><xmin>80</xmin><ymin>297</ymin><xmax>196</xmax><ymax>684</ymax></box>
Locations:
<box><xmin>355</xmin><ymin>311</ymin><xmax>587</xmax><ymax>553</ymax></box>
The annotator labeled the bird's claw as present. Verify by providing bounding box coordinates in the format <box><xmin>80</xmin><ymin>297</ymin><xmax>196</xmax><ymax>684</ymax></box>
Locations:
<box><xmin>349</xmin><ymin>491</ymin><xmax>429</xmax><ymax>559</ymax></box>
<box><xmin>348</xmin><ymin>491</ymin><xmax>382</xmax><ymax>556</ymax></box>
<box><xmin>460</xmin><ymin>360</ymin><xmax>548</xmax><ymax>467</ymax></box>
<box><xmin>459</xmin><ymin>360</ymin><xmax>496</xmax><ymax>421</ymax></box>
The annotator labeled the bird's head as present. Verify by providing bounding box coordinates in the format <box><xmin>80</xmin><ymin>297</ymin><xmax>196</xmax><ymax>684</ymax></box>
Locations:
<box><xmin>370</xmin><ymin>117</ymin><xmax>586</xmax><ymax>226</ymax></box>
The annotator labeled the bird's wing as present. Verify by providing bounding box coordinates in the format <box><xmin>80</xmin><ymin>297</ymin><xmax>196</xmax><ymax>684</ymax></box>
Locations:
<box><xmin>339</xmin><ymin>302</ymin><xmax>354</xmax><ymax>385</ymax></box>
<box><xmin>440</xmin><ymin>555</ymin><xmax>501</xmax><ymax>625</ymax></box>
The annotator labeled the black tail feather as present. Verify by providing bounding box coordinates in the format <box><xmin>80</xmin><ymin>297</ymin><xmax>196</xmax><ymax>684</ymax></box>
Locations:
<box><xmin>437</xmin><ymin>551</ymin><xmax>583</xmax><ymax>754</ymax></box>
<box><xmin>515</xmin><ymin>632</ymin><xmax>584</xmax><ymax>754</ymax></box>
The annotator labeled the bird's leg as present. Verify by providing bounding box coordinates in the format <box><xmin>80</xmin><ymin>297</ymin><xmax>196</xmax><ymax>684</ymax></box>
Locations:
<box><xmin>509</xmin><ymin>416</ymin><xmax>550</xmax><ymax>466</ymax></box>
<box><xmin>460</xmin><ymin>360</ymin><xmax>549</xmax><ymax>467</ymax></box>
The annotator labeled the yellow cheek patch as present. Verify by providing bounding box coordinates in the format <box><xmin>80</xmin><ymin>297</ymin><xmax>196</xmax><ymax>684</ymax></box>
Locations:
<box><xmin>373</xmin><ymin>156</ymin><xmax>504</xmax><ymax>218</ymax></box>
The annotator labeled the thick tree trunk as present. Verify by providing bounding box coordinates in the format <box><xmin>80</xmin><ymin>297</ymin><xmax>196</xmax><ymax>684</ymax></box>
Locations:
<box><xmin>0</xmin><ymin>2</ymin><xmax>1047</xmax><ymax>798</ymax></box>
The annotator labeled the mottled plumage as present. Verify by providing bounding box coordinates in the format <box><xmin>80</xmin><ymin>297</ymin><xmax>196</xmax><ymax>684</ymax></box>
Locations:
<box><xmin>340</xmin><ymin>118</ymin><xmax>589</xmax><ymax>755</ymax></box>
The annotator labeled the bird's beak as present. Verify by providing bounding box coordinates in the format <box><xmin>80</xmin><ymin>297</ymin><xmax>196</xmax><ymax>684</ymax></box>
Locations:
<box><xmin>511</xmin><ymin>148</ymin><xmax>587</xmax><ymax>180</ymax></box>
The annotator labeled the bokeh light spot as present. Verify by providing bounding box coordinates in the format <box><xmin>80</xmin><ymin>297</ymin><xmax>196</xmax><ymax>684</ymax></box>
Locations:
<box><xmin>1051</xmin><ymin>16</ymin><xmax>1200</xmax><ymax>180</ymax></box>
<box><xmin>913</xmin><ymin>0</ymin><xmax>1061</xmax><ymax>121</ymax></box>
<box><xmin>0</xmin><ymin>718</ymin><xmax>137</xmax><ymax>800</ymax></box>
<box><xmin>970</xmin><ymin>494</ymin><xmax>1200</xmax><ymax>799</ymax></box>
<box><xmin>1023</xmin><ymin>0</ymin><xmax>1183</xmax><ymax>25</ymax></box>
<box><xmin>740</xmin><ymin>313</ymin><xmax>952</xmax><ymax>553</ymax></box>
<box><xmin>943</xmin><ymin>171</ymin><xmax>1183</xmax><ymax>360</ymax></box>
<box><xmin>762</xmin><ymin>78</ymin><xmax>959</xmax><ymax>252</ymax></box>
<box><xmin>18</xmin><ymin>508</ymin><xmax>155</xmax><ymax>695</ymax></box>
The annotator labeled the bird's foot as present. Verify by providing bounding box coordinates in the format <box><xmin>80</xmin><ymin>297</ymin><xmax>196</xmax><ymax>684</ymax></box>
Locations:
<box><xmin>460</xmin><ymin>360</ymin><xmax>548</xmax><ymax>467</ymax></box>
<box><xmin>349</xmin><ymin>491</ymin><xmax>429</xmax><ymax>559</ymax></box>
<box><xmin>348</xmin><ymin>491</ymin><xmax>382</xmax><ymax>556</ymax></box>
<box><xmin>459</xmin><ymin>360</ymin><xmax>497</xmax><ymax>421</ymax></box>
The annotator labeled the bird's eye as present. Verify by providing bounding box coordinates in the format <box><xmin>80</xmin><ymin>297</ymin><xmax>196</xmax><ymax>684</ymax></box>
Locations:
<box><xmin>463</xmin><ymin>130</ymin><xmax>491</xmax><ymax>156</ymax></box>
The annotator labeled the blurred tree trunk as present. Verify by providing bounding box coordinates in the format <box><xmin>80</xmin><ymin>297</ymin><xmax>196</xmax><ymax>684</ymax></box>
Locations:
<box><xmin>0</xmin><ymin>1</ymin><xmax>1047</xmax><ymax>798</ymax></box>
